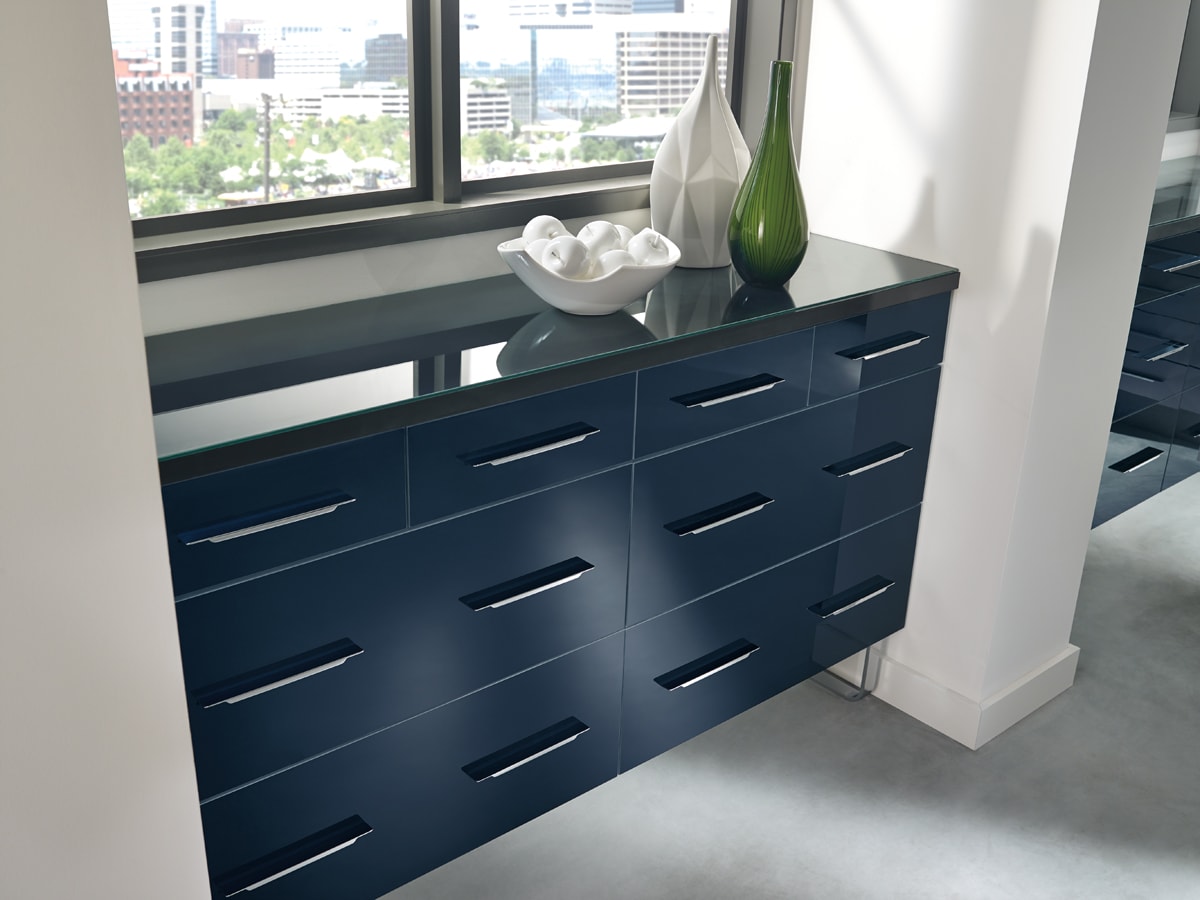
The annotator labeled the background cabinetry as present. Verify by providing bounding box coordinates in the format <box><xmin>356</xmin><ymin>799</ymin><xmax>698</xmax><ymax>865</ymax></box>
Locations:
<box><xmin>159</xmin><ymin>287</ymin><xmax>951</xmax><ymax>899</ymax></box>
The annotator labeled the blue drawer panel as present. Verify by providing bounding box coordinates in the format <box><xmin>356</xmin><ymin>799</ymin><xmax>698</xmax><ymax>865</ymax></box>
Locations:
<box><xmin>805</xmin><ymin>506</ymin><xmax>922</xmax><ymax>671</ymax></box>
<box><xmin>199</xmin><ymin>635</ymin><xmax>622</xmax><ymax>900</ymax></box>
<box><xmin>1112</xmin><ymin>307</ymin><xmax>1196</xmax><ymax>421</ymax></box>
<box><xmin>178</xmin><ymin>468</ymin><xmax>631</xmax><ymax>800</ymax></box>
<box><xmin>1093</xmin><ymin>401</ymin><xmax>1176</xmax><ymax>528</ymax></box>
<box><xmin>162</xmin><ymin>430</ymin><xmax>406</xmax><ymax>597</ymax></box>
<box><xmin>620</xmin><ymin>559</ymin><xmax>816</xmax><ymax>772</ymax></box>
<box><xmin>809</xmin><ymin>291</ymin><xmax>950</xmax><ymax>404</ymax></box>
<box><xmin>627</xmin><ymin>367</ymin><xmax>940</xmax><ymax>624</ymax></box>
<box><xmin>1164</xmin><ymin>385</ymin><xmax>1200</xmax><ymax>490</ymax></box>
<box><xmin>634</xmin><ymin>328</ymin><xmax>813</xmax><ymax>457</ymax></box>
<box><xmin>408</xmin><ymin>374</ymin><xmax>635</xmax><ymax>524</ymax></box>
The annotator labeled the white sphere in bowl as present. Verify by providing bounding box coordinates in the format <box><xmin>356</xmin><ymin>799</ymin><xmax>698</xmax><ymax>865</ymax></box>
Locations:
<box><xmin>614</xmin><ymin>224</ymin><xmax>636</xmax><ymax>248</ymax></box>
<box><xmin>627</xmin><ymin>228</ymin><xmax>674</xmax><ymax>266</ymax></box>
<box><xmin>522</xmin><ymin>214</ymin><xmax>569</xmax><ymax>245</ymax></box>
<box><xmin>577</xmin><ymin>220</ymin><xmax>625</xmax><ymax>257</ymax></box>
<box><xmin>541</xmin><ymin>235</ymin><xmax>592</xmax><ymax>279</ymax></box>
<box><xmin>596</xmin><ymin>249</ymin><xmax>637</xmax><ymax>277</ymax></box>
<box><xmin>524</xmin><ymin>237</ymin><xmax>551</xmax><ymax>265</ymax></box>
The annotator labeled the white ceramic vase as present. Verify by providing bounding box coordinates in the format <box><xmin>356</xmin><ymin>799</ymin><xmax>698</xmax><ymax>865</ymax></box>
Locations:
<box><xmin>649</xmin><ymin>33</ymin><xmax>751</xmax><ymax>269</ymax></box>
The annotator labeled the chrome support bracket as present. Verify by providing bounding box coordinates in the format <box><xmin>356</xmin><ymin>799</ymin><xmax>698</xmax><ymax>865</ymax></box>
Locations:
<box><xmin>811</xmin><ymin>646</ymin><xmax>877</xmax><ymax>702</ymax></box>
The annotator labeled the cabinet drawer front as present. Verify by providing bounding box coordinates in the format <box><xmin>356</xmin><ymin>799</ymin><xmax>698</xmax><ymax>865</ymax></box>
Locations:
<box><xmin>805</xmin><ymin>506</ymin><xmax>922</xmax><ymax>671</ymax></box>
<box><xmin>834</xmin><ymin>366</ymin><xmax>941</xmax><ymax>536</ymax></box>
<box><xmin>627</xmin><ymin>368</ymin><xmax>940</xmax><ymax>624</ymax></box>
<box><xmin>1164</xmin><ymin>384</ymin><xmax>1200</xmax><ymax>491</ymax></box>
<box><xmin>408</xmin><ymin>374</ymin><xmax>635</xmax><ymax>524</ymax></box>
<box><xmin>163</xmin><ymin>430</ymin><xmax>406</xmax><ymax>597</ymax></box>
<box><xmin>810</xmin><ymin>292</ymin><xmax>950</xmax><ymax>404</ymax></box>
<box><xmin>1092</xmin><ymin>402</ymin><xmax>1175</xmax><ymax>528</ymax></box>
<box><xmin>199</xmin><ymin>635</ymin><xmax>622</xmax><ymax>900</ymax></box>
<box><xmin>1113</xmin><ymin>308</ymin><xmax>1197</xmax><ymax>421</ymax></box>
<box><xmin>620</xmin><ymin>561</ymin><xmax>817</xmax><ymax>772</ymax></box>
<box><xmin>628</xmin><ymin>404</ymin><xmax>847</xmax><ymax>624</ymax></box>
<box><xmin>634</xmin><ymin>328</ymin><xmax>813</xmax><ymax>456</ymax></box>
<box><xmin>179</xmin><ymin>468</ymin><xmax>631</xmax><ymax>800</ymax></box>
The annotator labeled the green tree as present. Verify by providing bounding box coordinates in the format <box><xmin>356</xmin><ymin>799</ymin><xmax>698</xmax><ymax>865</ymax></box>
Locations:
<box><xmin>141</xmin><ymin>189</ymin><xmax>184</xmax><ymax>216</ymax></box>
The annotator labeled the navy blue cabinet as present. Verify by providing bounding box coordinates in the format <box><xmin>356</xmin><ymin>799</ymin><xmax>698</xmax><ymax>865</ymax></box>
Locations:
<box><xmin>1093</xmin><ymin>401</ymin><xmax>1175</xmax><ymax>527</ymax></box>
<box><xmin>408</xmin><ymin>374</ymin><xmax>635</xmax><ymax>524</ymax></box>
<box><xmin>810</xmin><ymin>292</ymin><xmax>950</xmax><ymax>405</ymax></box>
<box><xmin>178</xmin><ymin>467</ymin><xmax>631</xmax><ymax>800</ymax></box>
<box><xmin>634</xmin><ymin>327</ymin><xmax>814</xmax><ymax>456</ymax></box>
<box><xmin>199</xmin><ymin>635</ymin><xmax>623</xmax><ymax>900</ymax></box>
<box><xmin>1164</xmin><ymin>384</ymin><xmax>1200</xmax><ymax>490</ymax></box>
<box><xmin>162</xmin><ymin>429</ymin><xmax>407</xmax><ymax>596</ymax></box>
<box><xmin>165</xmin><ymin>284</ymin><xmax>951</xmax><ymax>900</ymax></box>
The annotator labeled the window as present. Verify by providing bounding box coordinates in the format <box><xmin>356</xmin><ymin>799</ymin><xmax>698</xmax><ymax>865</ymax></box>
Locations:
<box><xmin>106</xmin><ymin>0</ymin><xmax>747</xmax><ymax>268</ymax></box>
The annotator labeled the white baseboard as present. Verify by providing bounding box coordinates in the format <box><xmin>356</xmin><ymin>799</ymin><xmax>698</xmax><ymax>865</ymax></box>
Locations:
<box><xmin>834</xmin><ymin>645</ymin><xmax>1079</xmax><ymax>749</ymax></box>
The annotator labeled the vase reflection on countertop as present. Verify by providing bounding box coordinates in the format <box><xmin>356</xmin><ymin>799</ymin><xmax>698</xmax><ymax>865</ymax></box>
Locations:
<box><xmin>722</xmin><ymin>282</ymin><xmax>796</xmax><ymax>324</ymax></box>
<box><xmin>644</xmin><ymin>266</ymin><xmax>739</xmax><ymax>337</ymax></box>
<box><xmin>497</xmin><ymin>309</ymin><xmax>656</xmax><ymax>376</ymax></box>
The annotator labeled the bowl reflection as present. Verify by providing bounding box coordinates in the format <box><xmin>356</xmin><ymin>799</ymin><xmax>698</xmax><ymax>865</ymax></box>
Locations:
<box><xmin>498</xmin><ymin>309</ymin><xmax>656</xmax><ymax>376</ymax></box>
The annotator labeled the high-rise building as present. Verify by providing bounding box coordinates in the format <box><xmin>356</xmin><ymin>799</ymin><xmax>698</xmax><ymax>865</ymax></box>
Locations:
<box><xmin>203</xmin><ymin>0</ymin><xmax>218</xmax><ymax>76</ymax></box>
<box><xmin>631</xmin><ymin>0</ymin><xmax>683</xmax><ymax>11</ymax></box>
<box><xmin>462</xmin><ymin>79</ymin><xmax>513</xmax><ymax>133</ymax></box>
<box><xmin>107</xmin><ymin>0</ymin><xmax>156</xmax><ymax>54</ymax></box>
<box><xmin>364</xmin><ymin>34</ymin><xmax>409</xmax><ymax>83</ymax></box>
<box><xmin>217</xmin><ymin>31</ymin><xmax>257</xmax><ymax>76</ymax></box>
<box><xmin>152</xmin><ymin>2</ymin><xmax>204</xmax><ymax>74</ymax></box>
<box><xmin>616</xmin><ymin>27</ymin><xmax>726</xmax><ymax>117</ymax></box>
<box><xmin>241</xmin><ymin>22</ymin><xmax>357</xmax><ymax>83</ymax></box>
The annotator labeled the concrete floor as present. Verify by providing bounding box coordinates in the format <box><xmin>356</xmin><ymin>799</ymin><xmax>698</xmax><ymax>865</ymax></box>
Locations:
<box><xmin>384</xmin><ymin>479</ymin><xmax>1200</xmax><ymax>900</ymax></box>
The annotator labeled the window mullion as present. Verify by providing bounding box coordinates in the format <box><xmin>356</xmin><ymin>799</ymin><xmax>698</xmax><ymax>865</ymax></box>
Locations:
<box><xmin>432</xmin><ymin>0</ymin><xmax>462</xmax><ymax>204</ymax></box>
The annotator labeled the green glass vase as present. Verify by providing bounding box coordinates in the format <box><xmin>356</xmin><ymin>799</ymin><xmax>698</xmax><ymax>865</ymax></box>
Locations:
<box><xmin>728</xmin><ymin>60</ymin><xmax>809</xmax><ymax>287</ymax></box>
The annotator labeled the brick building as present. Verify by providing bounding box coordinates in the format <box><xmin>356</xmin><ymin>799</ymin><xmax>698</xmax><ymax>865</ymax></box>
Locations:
<box><xmin>113</xmin><ymin>49</ymin><xmax>196</xmax><ymax>146</ymax></box>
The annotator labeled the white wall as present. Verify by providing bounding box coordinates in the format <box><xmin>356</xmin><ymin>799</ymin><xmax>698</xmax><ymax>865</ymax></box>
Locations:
<box><xmin>0</xmin><ymin>0</ymin><xmax>210</xmax><ymax>896</ymax></box>
<box><xmin>802</xmin><ymin>0</ymin><xmax>1189</xmax><ymax>747</ymax></box>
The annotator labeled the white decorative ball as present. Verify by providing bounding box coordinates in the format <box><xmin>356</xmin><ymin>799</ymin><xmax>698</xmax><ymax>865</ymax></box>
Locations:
<box><xmin>596</xmin><ymin>249</ymin><xmax>637</xmax><ymax>277</ymax></box>
<box><xmin>577</xmin><ymin>220</ymin><xmax>625</xmax><ymax>257</ymax></box>
<box><xmin>614</xmin><ymin>224</ymin><xmax>636</xmax><ymax>249</ymax></box>
<box><xmin>524</xmin><ymin>237</ymin><xmax>551</xmax><ymax>265</ymax></box>
<box><xmin>627</xmin><ymin>228</ymin><xmax>674</xmax><ymax>266</ymax></box>
<box><xmin>542</xmin><ymin>235</ymin><xmax>592</xmax><ymax>279</ymax></box>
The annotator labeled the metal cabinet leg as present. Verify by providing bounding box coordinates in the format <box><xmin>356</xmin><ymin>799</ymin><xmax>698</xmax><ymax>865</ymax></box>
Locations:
<box><xmin>811</xmin><ymin>646</ymin><xmax>878</xmax><ymax>702</ymax></box>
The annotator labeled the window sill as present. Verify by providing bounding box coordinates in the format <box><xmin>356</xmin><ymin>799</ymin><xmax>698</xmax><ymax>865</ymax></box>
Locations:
<box><xmin>134</xmin><ymin>175</ymin><xmax>652</xmax><ymax>283</ymax></box>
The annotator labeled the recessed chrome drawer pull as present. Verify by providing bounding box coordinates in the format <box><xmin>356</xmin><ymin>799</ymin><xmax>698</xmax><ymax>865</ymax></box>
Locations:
<box><xmin>1141</xmin><ymin>341</ymin><xmax>1189</xmax><ymax>362</ymax></box>
<box><xmin>179</xmin><ymin>492</ymin><xmax>356</xmax><ymax>545</ymax></box>
<box><xmin>810</xmin><ymin>576</ymin><xmax>896</xmax><ymax>619</ymax></box>
<box><xmin>193</xmin><ymin>639</ymin><xmax>364</xmax><ymax>709</ymax></box>
<box><xmin>462</xmin><ymin>717</ymin><xmax>590</xmax><ymax>782</ymax></box>
<box><xmin>836</xmin><ymin>330</ymin><xmax>930</xmax><ymax>362</ymax></box>
<box><xmin>664</xmin><ymin>492</ymin><xmax>774</xmax><ymax>536</ymax></box>
<box><xmin>216</xmin><ymin>815</ymin><xmax>373</xmax><ymax>897</ymax></box>
<box><xmin>655</xmin><ymin>638</ymin><xmax>760</xmax><ymax>691</ymax></box>
<box><xmin>823</xmin><ymin>442</ymin><xmax>913</xmax><ymax>478</ymax></box>
<box><xmin>1109</xmin><ymin>446</ymin><xmax>1163</xmax><ymax>474</ymax></box>
<box><xmin>461</xmin><ymin>422</ymin><xmax>600</xmax><ymax>467</ymax></box>
<box><xmin>460</xmin><ymin>557</ymin><xmax>596</xmax><ymax>611</ymax></box>
<box><xmin>671</xmin><ymin>373</ymin><xmax>785</xmax><ymax>408</ymax></box>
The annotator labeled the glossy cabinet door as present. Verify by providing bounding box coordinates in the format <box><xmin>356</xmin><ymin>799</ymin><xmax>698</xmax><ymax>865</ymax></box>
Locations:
<box><xmin>1112</xmin><ymin>307</ymin><xmax>1196</xmax><ymax>422</ymax></box>
<box><xmin>621</xmin><ymin>554</ymin><xmax>818</xmax><ymax>772</ymax></box>
<box><xmin>1093</xmin><ymin>401</ymin><xmax>1176</xmax><ymax>528</ymax></box>
<box><xmin>162</xmin><ymin>429</ymin><xmax>407</xmax><ymax>597</ymax></box>
<box><xmin>408</xmin><ymin>374</ymin><xmax>635</xmax><ymax>524</ymax></box>
<box><xmin>628</xmin><ymin>367</ymin><xmax>939</xmax><ymax>625</ymax></box>
<box><xmin>634</xmin><ymin>327</ymin><xmax>814</xmax><ymax>457</ymax></box>
<box><xmin>804</xmin><ymin>506</ymin><xmax>922</xmax><ymax>671</ymax></box>
<box><xmin>1164</xmin><ymin>384</ymin><xmax>1200</xmax><ymax>490</ymax></box>
<box><xmin>178</xmin><ymin>468</ymin><xmax>631</xmax><ymax>800</ymax></box>
<box><xmin>199</xmin><ymin>635</ymin><xmax>623</xmax><ymax>900</ymax></box>
<box><xmin>809</xmin><ymin>292</ymin><xmax>950</xmax><ymax>405</ymax></box>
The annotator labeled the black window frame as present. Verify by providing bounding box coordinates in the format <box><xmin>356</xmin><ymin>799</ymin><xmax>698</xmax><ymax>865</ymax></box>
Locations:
<box><xmin>131</xmin><ymin>0</ymin><xmax>750</xmax><ymax>281</ymax></box>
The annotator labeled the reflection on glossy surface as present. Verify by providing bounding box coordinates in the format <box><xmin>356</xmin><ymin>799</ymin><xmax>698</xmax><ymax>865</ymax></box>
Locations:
<box><xmin>722</xmin><ymin>283</ymin><xmax>796</xmax><ymax>323</ymax></box>
<box><xmin>497</xmin><ymin>310</ymin><xmax>655</xmax><ymax>376</ymax></box>
<box><xmin>643</xmin><ymin>267</ymin><xmax>739</xmax><ymax>337</ymax></box>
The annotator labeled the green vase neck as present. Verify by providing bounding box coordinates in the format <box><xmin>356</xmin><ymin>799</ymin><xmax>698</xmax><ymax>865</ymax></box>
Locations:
<box><xmin>761</xmin><ymin>60</ymin><xmax>794</xmax><ymax>147</ymax></box>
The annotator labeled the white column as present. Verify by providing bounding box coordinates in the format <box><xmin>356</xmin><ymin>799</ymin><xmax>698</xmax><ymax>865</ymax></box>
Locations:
<box><xmin>0</xmin><ymin>0</ymin><xmax>209</xmax><ymax>895</ymax></box>
<box><xmin>799</xmin><ymin>0</ymin><xmax>1189</xmax><ymax>748</ymax></box>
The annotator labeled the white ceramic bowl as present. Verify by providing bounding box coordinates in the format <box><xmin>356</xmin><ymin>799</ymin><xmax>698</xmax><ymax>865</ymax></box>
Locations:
<box><xmin>498</xmin><ymin>235</ymin><xmax>680</xmax><ymax>316</ymax></box>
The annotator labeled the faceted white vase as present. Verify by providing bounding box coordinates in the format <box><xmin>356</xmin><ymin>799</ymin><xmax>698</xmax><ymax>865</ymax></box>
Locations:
<box><xmin>650</xmin><ymin>33</ymin><xmax>751</xmax><ymax>269</ymax></box>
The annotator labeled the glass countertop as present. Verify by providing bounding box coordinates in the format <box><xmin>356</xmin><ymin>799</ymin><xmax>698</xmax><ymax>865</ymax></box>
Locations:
<box><xmin>148</xmin><ymin>234</ymin><xmax>958</xmax><ymax>464</ymax></box>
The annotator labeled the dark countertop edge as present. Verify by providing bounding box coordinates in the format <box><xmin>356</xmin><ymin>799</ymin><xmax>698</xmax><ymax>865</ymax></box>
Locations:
<box><xmin>157</xmin><ymin>269</ymin><xmax>960</xmax><ymax>484</ymax></box>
